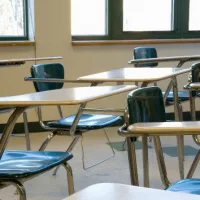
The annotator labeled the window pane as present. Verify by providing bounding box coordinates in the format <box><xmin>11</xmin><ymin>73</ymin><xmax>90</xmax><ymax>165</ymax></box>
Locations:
<box><xmin>71</xmin><ymin>0</ymin><xmax>106</xmax><ymax>36</ymax></box>
<box><xmin>0</xmin><ymin>0</ymin><xmax>25</xmax><ymax>36</ymax></box>
<box><xmin>189</xmin><ymin>0</ymin><xmax>200</xmax><ymax>31</ymax></box>
<box><xmin>123</xmin><ymin>0</ymin><xmax>173</xmax><ymax>31</ymax></box>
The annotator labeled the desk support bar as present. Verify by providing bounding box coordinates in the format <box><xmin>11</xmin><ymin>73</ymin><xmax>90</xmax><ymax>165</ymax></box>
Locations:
<box><xmin>153</xmin><ymin>136</ymin><xmax>171</xmax><ymax>187</ymax></box>
<box><xmin>187</xmin><ymin>150</ymin><xmax>200</xmax><ymax>178</ymax></box>
<box><xmin>177</xmin><ymin>59</ymin><xmax>191</xmax><ymax>68</ymax></box>
<box><xmin>24</xmin><ymin>77</ymin><xmax>96</xmax><ymax>84</ymax></box>
<box><xmin>172</xmin><ymin>76</ymin><xmax>184</xmax><ymax>179</ymax></box>
<box><xmin>127</xmin><ymin>138</ymin><xmax>139</xmax><ymax>186</ymax></box>
<box><xmin>69</xmin><ymin>82</ymin><xmax>99</xmax><ymax>136</ymax></box>
<box><xmin>0</xmin><ymin>107</ymin><xmax>26</xmax><ymax>159</ymax></box>
<box><xmin>69</xmin><ymin>103</ymin><xmax>86</xmax><ymax>136</ymax></box>
<box><xmin>142</xmin><ymin>136</ymin><xmax>149</xmax><ymax>187</ymax></box>
<box><xmin>163</xmin><ymin>80</ymin><xmax>174</xmax><ymax>103</ymax></box>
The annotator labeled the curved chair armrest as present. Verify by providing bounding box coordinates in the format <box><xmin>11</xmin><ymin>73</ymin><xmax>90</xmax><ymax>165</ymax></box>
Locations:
<box><xmin>184</xmin><ymin>83</ymin><xmax>200</xmax><ymax>90</ymax></box>
<box><xmin>118</xmin><ymin>124</ymin><xmax>129</xmax><ymax>136</ymax></box>
<box><xmin>188</xmin><ymin>83</ymin><xmax>200</xmax><ymax>90</ymax></box>
<box><xmin>129</xmin><ymin>121</ymin><xmax>200</xmax><ymax>136</ymax></box>
<box><xmin>183</xmin><ymin>83</ymin><xmax>191</xmax><ymax>90</ymax></box>
<box><xmin>119</xmin><ymin>121</ymin><xmax>200</xmax><ymax>137</ymax></box>
<box><xmin>24</xmin><ymin>76</ymin><xmax>95</xmax><ymax>84</ymax></box>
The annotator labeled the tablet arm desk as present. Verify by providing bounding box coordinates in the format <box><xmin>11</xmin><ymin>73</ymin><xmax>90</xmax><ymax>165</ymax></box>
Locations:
<box><xmin>119</xmin><ymin>121</ymin><xmax>200</xmax><ymax>187</ymax></box>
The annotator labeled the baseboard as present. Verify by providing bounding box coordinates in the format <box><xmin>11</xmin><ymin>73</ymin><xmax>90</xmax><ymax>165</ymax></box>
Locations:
<box><xmin>1</xmin><ymin>111</ymin><xmax>199</xmax><ymax>134</ymax></box>
<box><xmin>4</xmin><ymin>121</ymin><xmax>49</xmax><ymax>134</ymax></box>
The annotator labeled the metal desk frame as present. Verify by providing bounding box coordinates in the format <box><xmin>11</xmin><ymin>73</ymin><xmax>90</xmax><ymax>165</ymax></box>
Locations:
<box><xmin>78</xmin><ymin>66</ymin><xmax>192</xmax><ymax>186</ymax></box>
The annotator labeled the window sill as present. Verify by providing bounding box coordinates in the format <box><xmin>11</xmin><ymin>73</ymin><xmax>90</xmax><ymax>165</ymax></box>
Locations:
<box><xmin>0</xmin><ymin>41</ymin><xmax>35</xmax><ymax>46</ymax></box>
<box><xmin>72</xmin><ymin>39</ymin><xmax>200</xmax><ymax>46</ymax></box>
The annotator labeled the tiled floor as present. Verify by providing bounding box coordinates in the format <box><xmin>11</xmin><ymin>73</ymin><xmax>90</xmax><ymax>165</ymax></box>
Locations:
<box><xmin>0</xmin><ymin>128</ymin><xmax>200</xmax><ymax>200</ymax></box>
<box><xmin>110</xmin><ymin>141</ymin><xmax>199</xmax><ymax>157</ymax></box>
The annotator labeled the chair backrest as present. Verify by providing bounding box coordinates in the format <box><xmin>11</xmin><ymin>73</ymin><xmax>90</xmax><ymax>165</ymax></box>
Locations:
<box><xmin>127</xmin><ymin>87</ymin><xmax>166</xmax><ymax>125</ymax></box>
<box><xmin>133</xmin><ymin>47</ymin><xmax>158</xmax><ymax>67</ymax></box>
<box><xmin>31</xmin><ymin>63</ymin><xmax>64</xmax><ymax>92</ymax></box>
<box><xmin>191</xmin><ymin>62</ymin><xmax>200</xmax><ymax>83</ymax></box>
<box><xmin>191</xmin><ymin>62</ymin><xmax>200</xmax><ymax>97</ymax></box>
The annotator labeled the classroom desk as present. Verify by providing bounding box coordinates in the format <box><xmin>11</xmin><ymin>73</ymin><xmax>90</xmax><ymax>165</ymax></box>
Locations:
<box><xmin>78</xmin><ymin>67</ymin><xmax>191</xmax><ymax>186</ymax></box>
<box><xmin>0</xmin><ymin>85</ymin><xmax>137</xmax><ymax>159</ymax></box>
<box><xmin>0</xmin><ymin>56</ymin><xmax>62</xmax><ymax>150</ymax></box>
<box><xmin>121</xmin><ymin>121</ymin><xmax>200</xmax><ymax>187</ymax></box>
<box><xmin>78</xmin><ymin>67</ymin><xmax>190</xmax><ymax>83</ymax></box>
<box><xmin>62</xmin><ymin>183</ymin><xmax>200</xmax><ymax>200</ymax></box>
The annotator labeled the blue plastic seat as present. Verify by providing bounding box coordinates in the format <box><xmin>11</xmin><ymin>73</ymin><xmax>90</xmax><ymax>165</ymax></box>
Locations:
<box><xmin>28</xmin><ymin>63</ymin><xmax>122</xmax><ymax>171</ymax></box>
<box><xmin>0</xmin><ymin>150</ymin><xmax>72</xmax><ymax>178</ymax></box>
<box><xmin>165</xmin><ymin>91</ymin><xmax>190</xmax><ymax>102</ymax></box>
<box><xmin>166</xmin><ymin>179</ymin><xmax>200</xmax><ymax>195</ymax></box>
<box><xmin>133</xmin><ymin>47</ymin><xmax>190</xmax><ymax>104</ymax></box>
<box><xmin>48</xmin><ymin>113</ymin><xmax>121</xmax><ymax>130</ymax></box>
<box><xmin>0</xmin><ymin>150</ymin><xmax>74</xmax><ymax>199</ymax></box>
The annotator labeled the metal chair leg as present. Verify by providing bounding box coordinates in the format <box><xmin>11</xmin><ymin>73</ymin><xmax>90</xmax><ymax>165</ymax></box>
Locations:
<box><xmin>57</xmin><ymin>105</ymin><xmax>64</xmax><ymax>118</ymax></box>
<box><xmin>187</xmin><ymin>149</ymin><xmax>200</xmax><ymax>178</ymax></box>
<box><xmin>7</xmin><ymin>180</ymin><xmax>27</xmax><ymax>200</ymax></box>
<box><xmin>172</xmin><ymin>77</ymin><xmax>184</xmax><ymax>179</ymax></box>
<box><xmin>81</xmin><ymin>129</ymin><xmax>115</xmax><ymax>170</ymax></box>
<box><xmin>153</xmin><ymin>136</ymin><xmax>171</xmax><ymax>187</ymax></box>
<box><xmin>127</xmin><ymin>137</ymin><xmax>139</xmax><ymax>186</ymax></box>
<box><xmin>39</xmin><ymin>131</ymin><xmax>57</xmax><ymax>151</ymax></box>
<box><xmin>142</xmin><ymin>136</ymin><xmax>149</xmax><ymax>187</ymax></box>
<box><xmin>23</xmin><ymin>111</ymin><xmax>31</xmax><ymax>150</ymax></box>
<box><xmin>178</xmin><ymin>102</ymin><xmax>185</xmax><ymax>164</ymax></box>
<box><xmin>148</xmin><ymin>136</ymin><xmax>153</xmax><ymax>143</ymax></box>
<box><xmin>190</xmin><ymin>93</ymin><xmax>200</xmax><ymax>146</ymax></box>
<box><xmin>62</xmin><ymin>162</ymin><xmax>75</xmax><ymax>195</ymax></box>
<box><xmin>121</xmin><ymin>138</ymin><xmax>127</xmax><ymax>151</ymax></box>
<box><xmin>53</xmin><ymin>136</ymin><xmax>80</xmax><ymax>176</ymax></box>
<box><xmin>178</xmin><ymin>103</ymin><xmax>183</xmax><ymax>121</ymax></box>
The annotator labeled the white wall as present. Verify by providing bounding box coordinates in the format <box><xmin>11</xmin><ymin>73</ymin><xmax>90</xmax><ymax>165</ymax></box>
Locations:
<box><xmin>0</xmin><ymin>0</ymin><xmax>199</xmax><ymax>124</ymax></box>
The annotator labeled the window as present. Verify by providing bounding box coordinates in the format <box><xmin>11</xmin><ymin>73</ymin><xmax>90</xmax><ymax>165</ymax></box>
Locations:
<box><xmin>0</xmin><ymin>0</ymin><xmax>28</xmax><ymax>40</ymax></box>
<box><xmin>189</xmin><ymin>0</ymin><xmax>200</xmax><ymax>31</ymax></box>
<box><xmin>123</xmin><ymin>0</ymin><xmax>172</xmax><ymax>32</ymax></box>
<box><xmin>71</xmin><ymin>0</ymin><xmax>200</xmax><ymax>41</ymax></box>
<box><xmin>71</xmin><ymin>0</ymin><xmax>107</xmax><ymax>36</ymax></box>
